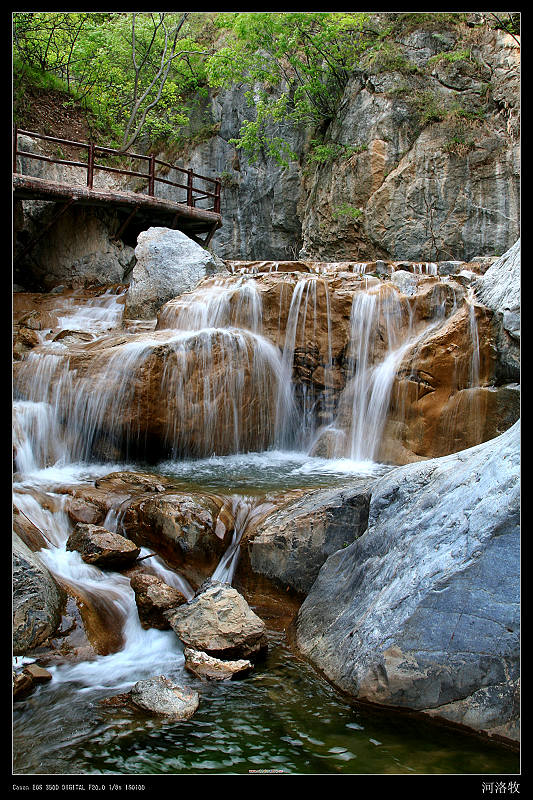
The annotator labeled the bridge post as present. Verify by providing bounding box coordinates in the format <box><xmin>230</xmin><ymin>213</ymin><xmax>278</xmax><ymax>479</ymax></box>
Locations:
<box><xmin>13</xmin><ymin>126</ymin><xmax>18</xmax><ymax>172</ymax></box>
<box><xmin>148</xmin><ymin>154</ymin><xmax>155</xmax><ymax>195</ymax></box>
<box><xmin>87</xmin><ymin>142</ymin><xmax>95</xmax><ymax>188</ymax></box>
<box><xmin>187</xmin><ymin>168</ymin><xmax>194</xmax><ymax>207</ymax></box>
<box><xmin>214</xmin><ymin>179</ymin><xmax>221</xmax><ymax>214</ymax></box>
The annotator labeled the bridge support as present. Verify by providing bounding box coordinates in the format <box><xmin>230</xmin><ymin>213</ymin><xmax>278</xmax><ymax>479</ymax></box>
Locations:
<box><xmin>14</xmin><ymin>197</ymin><xmax>76</xmax><ymax>264</ymax></box>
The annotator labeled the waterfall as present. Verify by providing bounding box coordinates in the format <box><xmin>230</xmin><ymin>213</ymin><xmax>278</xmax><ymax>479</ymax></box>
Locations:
<box><xmin>13</xmin><ymin>259</ymin><xmax>498</xmax><ymax>741</ymax></box>
<box><xmin>339</xmin><ymin>284</ymin><xmax>412</xmax><ymax>462</ymax></box>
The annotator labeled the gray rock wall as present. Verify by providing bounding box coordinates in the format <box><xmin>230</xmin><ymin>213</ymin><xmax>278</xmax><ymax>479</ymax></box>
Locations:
<box><xmin>173</xmin><ymin>19</ymin><xmax>520</xmax><ymax>262</ymax></box>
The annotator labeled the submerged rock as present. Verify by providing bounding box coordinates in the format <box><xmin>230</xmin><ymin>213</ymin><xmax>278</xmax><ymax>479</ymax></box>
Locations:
<box><xmin>66</xmin><ymin>523</ymin><xmax>140</xmax><ymax>568</ymax></box>
<box><xmin>129</xmin><ymin>676</ymin><xmax>199</xmax><ymax>720</ymax></box>
<box><xmin>295</xmin><ymin>421</ymin><xmax>520</xmax><ymax>744</ymax></box>
<box><xmin>13</xmin><ymin>663</ymin><xmax>53</xmax><ymax>700</ymax></box>
<box><xmin>183</xmin><ymin>647</ymin><xmax>253</xmax><ymax>681</ymax></box>
<box><xmin>166</xmin><ymin>580</ymin><xmax>268</xmax><ymax>661</ymax></box>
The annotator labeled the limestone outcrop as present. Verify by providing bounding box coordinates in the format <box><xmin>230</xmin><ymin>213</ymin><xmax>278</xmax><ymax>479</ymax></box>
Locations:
<box><xmin>295</xmin><ymin>421</ymin><xmax>520</xmax><ymax>743</ymax></box>
<box><xmin>171</xmin><ymin>18</ymin><xmax>520</xmax><ymax>263</ymax></box>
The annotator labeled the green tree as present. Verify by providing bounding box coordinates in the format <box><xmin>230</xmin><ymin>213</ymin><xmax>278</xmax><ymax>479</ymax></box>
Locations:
<box><xmin>205</xmin><ymin>12</ymin><xmax>373</xmax><ymax>165</ymax></box>
<box><xmin>13</xmin><ymin>11</ymin><xmax>210</xmax><ymax>150</ymax></box>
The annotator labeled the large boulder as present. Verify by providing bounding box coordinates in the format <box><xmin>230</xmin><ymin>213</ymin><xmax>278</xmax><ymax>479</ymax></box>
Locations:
<box><xmin>295</xmin><ymin>421</ymin><xmax>520</xmax><ymax>743</ymax></box>
<box><xmin>248</xmin><ymin>482</ymin><xmax>373</xmax><ymax>595</ymax></box>
<box><xmin>121</xmin><ymin>492</ymin><xmax>230</xmax><ymax>574</ymax></box>
<box><xmin>166</xmin><ymin>580</ymin><xmax>268</xmax><ymax>661</ymax></box>
<box><xmin>13</xmin><ymin>533</ymin><xmax>64</xmax><ymax>655</ymax></box>
<box><xmin>123</xmin><ymin>227</ymin><xmax>227</xmax><ymax>319</ymax></box>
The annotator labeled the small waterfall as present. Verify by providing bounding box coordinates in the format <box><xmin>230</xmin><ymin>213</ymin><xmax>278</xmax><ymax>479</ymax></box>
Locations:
<box><xmin>466</xmin><ymin>288</ymin><xmax>483</xmax><ymax>445</ymax></box>
<box><xmin>13</xmin><ymin>400</ymin><xmax>68</xmax><ymax>473</ymax></box>
<box><xmin>274</xmin><ymin>276</ymin><xmax>334</xmax><ymax>451</ymax></box>
<box><xmin>340</xmin><ymin>284</ymin><xmax>412</xmax><ymax>462</ymax></box>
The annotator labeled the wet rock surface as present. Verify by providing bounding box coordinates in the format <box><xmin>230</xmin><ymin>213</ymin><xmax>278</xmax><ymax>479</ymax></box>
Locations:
<box><xmin>130</xmin><ymin>573</ymin><xmax>187</xmax><ymax>630</ymax></box>
<box><xmin>128</xmin><ymin>676</ymin><xmax>199</xmax><ymax>720</ymax></box>
<box><xmin>13</xmin><ymin>533</ymin><xmax>65</xmax><ymax>656</ymax></box>
<box><xmin>66</xmin><ymin>523</ymin><xmax>141</xmax><ymax>568</ymax></box>
<box><xmin>248</xmin><ymin>482</ymin><xmax>373</xmax><ymax>594</ymax></box>
<box><xmin>183</xmin><ymin>647</ymin><xmax>253</xmax><ymax>681</ymax></box>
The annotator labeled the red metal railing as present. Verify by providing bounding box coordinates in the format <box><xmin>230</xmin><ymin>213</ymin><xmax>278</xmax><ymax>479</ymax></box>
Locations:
<box><xmin>13</xmin><ymin>127</ymin><xmax>221</xmax><ymax>214</ymax></box>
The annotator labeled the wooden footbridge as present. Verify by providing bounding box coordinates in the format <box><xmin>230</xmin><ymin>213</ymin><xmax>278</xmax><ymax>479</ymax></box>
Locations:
<box><xmin>13</xmin><ymin>128</ymin><xmax>222</xmax><ymax>261</ymax></box>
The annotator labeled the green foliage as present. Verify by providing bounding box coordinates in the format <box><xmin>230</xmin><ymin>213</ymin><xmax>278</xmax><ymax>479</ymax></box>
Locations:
<box><xmin>331</xmin><ymin>202</ymin><xmax>363</xmax><ymax>221</ymax></box>
<box><xmin>364</xmin><ymin>41</ymin><xmax>419</xmax><ymax>75</ymax></box>
<box><xmin>13</xmin><ymin>11</ymin><xmax>211</xmax><ymax>150</ymax></box>
<box><xmin>306</xmin><ymin>139</ymin><xmax>367</xmax><ymax>165</ymax></box>
<box><xmin>219</xmin><ymin>169</ymin><xmax>239</xmax><ymax>188</ymax></box>
<box><xmin>411</xmin><ymin>90</ymin><xmax>448</xmax><ymax>126</ymax></box>
<box><xmin>427</xmin><ymin>49</ymin><xmax>471</xmax><ymax>68</ymax></box>
<box><xmin>206</xmin><ymin>12</ymin><xmax>373</xmax><ymax>165</ymax></box>
<box><xmin>391</xmin><ymin>12</ymin><xmax>466</xmax><ymax>34</ymax></box>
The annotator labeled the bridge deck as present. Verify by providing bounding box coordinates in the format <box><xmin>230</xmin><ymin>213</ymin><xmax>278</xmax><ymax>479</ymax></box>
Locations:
<box><xmin>13</xmin><ymin>173</ymin><xmax>222</xmax><ymax>243</ymax></box>
<box><xmin>13</xmin><ymin>128</ymin><xmax>223</xmax><ymax>252</ymax></box>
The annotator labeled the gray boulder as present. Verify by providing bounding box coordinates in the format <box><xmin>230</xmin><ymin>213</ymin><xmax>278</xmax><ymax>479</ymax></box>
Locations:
<box><xmin>295</xmin><ymin>421</ymin><xmax>520</xmax><ymax>743</ymax></box>
<box><xmin>124</xmin><ymin>227</ymin><xmax>227</xmax><ymax>319</ymax></box>
<box><xmin>475</xmin><ymin>239</ymin><xmax>520</xmax><ymax>384</ymax></box>
<box><xmin>248</xmin><ymin>483</ymin><xmax>372</xmax><ymax>595</ymax></box>
<box><xmin>129</xmin><ymin>676</ymin><xmax>199</xmax><ymax>720</ymax></box>
<box><xmin>475</xmin><ymin>239</ymin><xmax>520</xmax><ymax>315</ymax></box>
<box><xmin>13</xmin><ymin>533</ymin><xmax>64</xmax><ymax>655</ymax></box>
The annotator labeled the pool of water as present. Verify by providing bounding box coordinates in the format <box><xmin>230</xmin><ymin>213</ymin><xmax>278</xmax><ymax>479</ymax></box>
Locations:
<box><xmin>12</xmin><ymin>455</ymin><xmax>519</xmax><ymax>777</ymax></box>
<box><xmin>155</xmin><ymin>449</ymin><xmax>389</xmax><ymax>494</ymax></box>
<box><xmin>13</xmin><ymin>633</ymin><xmax>519</xmax><ymax>776</ymax></box>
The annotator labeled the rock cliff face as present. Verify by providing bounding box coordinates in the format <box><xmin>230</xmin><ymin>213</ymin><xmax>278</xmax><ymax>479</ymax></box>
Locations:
<box><xmin>14</xmin><ymin>16</ymin><xmax>519</xmax><ymax>275</ymax></box>
<box><xmin>174</xmin><ymin>16</ymin><xmax>519</xmax><ymax>262</ymax></box>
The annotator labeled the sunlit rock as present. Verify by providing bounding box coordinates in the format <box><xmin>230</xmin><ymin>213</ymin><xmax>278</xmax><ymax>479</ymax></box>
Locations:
<box><xmin>183</xmin><ymin>647</ymin><xmax>253</xmax><ymax>680</ymax></box>
<box><xmin>129</xmin><ymin>676</ymin><xmax>199</xmax><ymax>720</ymax></box>
<box><xmin>166</xmin><ymin>580</ymin><xmax>268</xmax><ymax>661</ymax></box>
<box><xmin>295</xmin><ymin>422</ymin><xmax>520</xmax><ymax>743</ymax></box>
